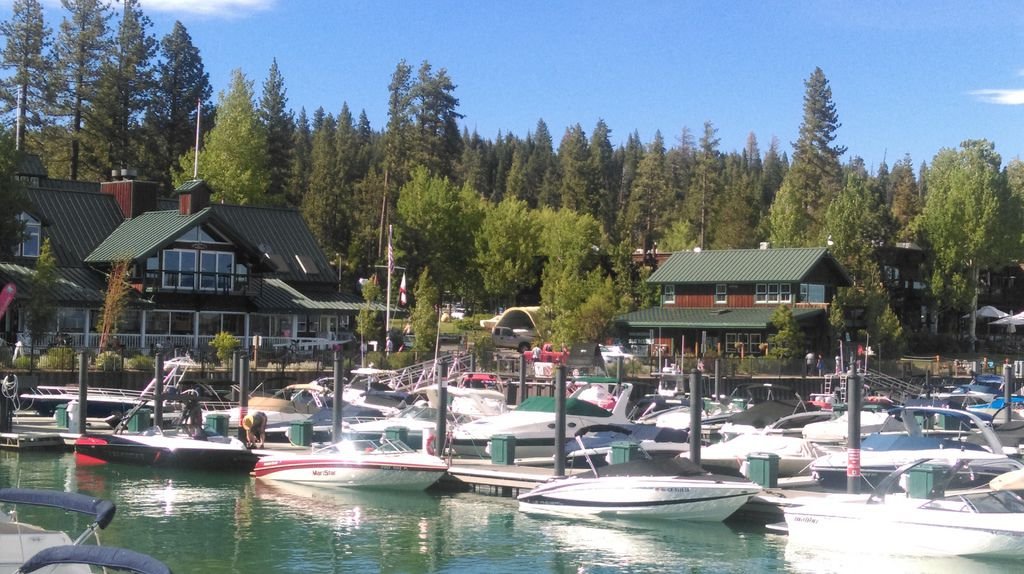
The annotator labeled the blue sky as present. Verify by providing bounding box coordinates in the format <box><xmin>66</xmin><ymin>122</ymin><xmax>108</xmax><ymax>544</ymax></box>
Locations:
<box><xmin>8</xmin><ymin>1</ymin><xmax>1024</xmax><ymax>169</ymax></box>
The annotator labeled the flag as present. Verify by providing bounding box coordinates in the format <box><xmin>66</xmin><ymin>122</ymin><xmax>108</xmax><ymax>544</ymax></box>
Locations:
<box><xmin>399</xmin><ymin>273</ymin><xmax>407</xmax><ymax>306</ymax></box>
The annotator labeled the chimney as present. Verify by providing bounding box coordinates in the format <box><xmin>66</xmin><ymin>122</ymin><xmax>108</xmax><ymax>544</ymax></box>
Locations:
<box><xmin>759</xmin><ymin>242</ymin><xmax>770</xmax><ymax>250</ymax></box>
<box><xmin>175</xmin><ymin>179</ymin><xmax>211</xmax><ymax>215</ymax></box>
<box><xmin>100</xmin><ymin>169</ymin><xmax>158</xmax><ymax>219</ymax></box>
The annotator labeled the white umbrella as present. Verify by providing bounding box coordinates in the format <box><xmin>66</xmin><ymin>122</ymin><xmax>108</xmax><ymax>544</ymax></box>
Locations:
<box><xmin>963</xmin><ymin>305</ymin><xmax>1009</xmax><ymax>320</ymax></box>
<box><xmin>992</xmin><ymin>311</ymin><xmax>1024</xmax><ymax>325</ymax></box>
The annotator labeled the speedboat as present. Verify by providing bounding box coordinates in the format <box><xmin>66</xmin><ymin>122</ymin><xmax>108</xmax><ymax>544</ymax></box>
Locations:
<box><xmin>262</xmin><ymin>401</ymin><xmax>387</xmax><ymax>444</ymax></box>
<box><xmin>809</xmin><ymin>406</ymin><xmax>1024</xmax><ymax>489</ymax></box>
<box><xmin>800</xmin><ymin>408</ymin><xmax>892</xmax><ymax>443</ymax></box>
<box><xmin>517</xmin><ymin>455</ymin><xmax>761</xmax><ymax>522</ymax></box>
<box><xmin>0</xmin><ymin>488</ymin><xmax>170</xmax><ymax>574</ymax></box>
<box><xmin>74</xmin><ymin>426</ymin><xmax>260</xmax><ymax>472</ymax></box>
<box><xmin>560</xmin><ymin>424</ymin><xmax>690</xmax><ymax>468</ymax></box>
<box><xmin>699</xmin><ymin>433</ymin><xmax>829</xmax><ymax>478</ymax></box>
<box><xmin>784</xmin><ymin>458</ymin><xmax>1024</xmax><ymax>558</ymax></box>
<box><xmin>449</xmin><ymin>382</ymin><xmax>634</xmax><ymax>459</ymax></box>
<box><xmin>217</xmin><ymin>381</ymin><xmax>333</xmax><ymax>428</ymax></box>
<box><xmin>251</xmin><ymin>437</ymin><xmax>448</xmax><ymax>490</ymax></box>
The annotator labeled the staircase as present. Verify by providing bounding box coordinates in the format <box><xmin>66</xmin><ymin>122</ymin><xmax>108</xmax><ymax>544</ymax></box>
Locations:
<box><xmin>823</xmin><ymin>369</ymin><xmax>924</xmax><ymax>404</ymax></box>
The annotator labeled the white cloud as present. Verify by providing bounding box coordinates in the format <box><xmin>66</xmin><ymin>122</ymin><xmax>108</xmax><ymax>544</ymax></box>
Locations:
<box><xmin>139</xmin><ymin>0</ymin><xmax>275</xmax><ymax>18</ymax></box>
<box><xmin>971</xmin><ymin>89</ymin><xmax>1024</xmax><ymax>105</ymax></box>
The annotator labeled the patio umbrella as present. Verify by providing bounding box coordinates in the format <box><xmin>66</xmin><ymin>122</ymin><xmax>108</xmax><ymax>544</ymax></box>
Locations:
<box><xmin>964</xmin><ymin>305</ymin><xmax>1009</xmax><ymax>320</ymax></box>
<box><xmin>991</xmin><ymin>311</ymin><xmax>1024</xmax><ymax>325</ymax></box>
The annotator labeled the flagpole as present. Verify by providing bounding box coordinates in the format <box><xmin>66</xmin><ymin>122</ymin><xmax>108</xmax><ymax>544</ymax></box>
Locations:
<box><xmin>193</xmin><ymin>99</ymin><xmax>201</xmax><ymax>178</ymax></box>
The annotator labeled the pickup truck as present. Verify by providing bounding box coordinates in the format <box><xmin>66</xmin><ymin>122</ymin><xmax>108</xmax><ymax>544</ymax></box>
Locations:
<box><xmin>491</xmin><ymin>326</ymin><xmax>535</xmax><ymax>352</ymax></box>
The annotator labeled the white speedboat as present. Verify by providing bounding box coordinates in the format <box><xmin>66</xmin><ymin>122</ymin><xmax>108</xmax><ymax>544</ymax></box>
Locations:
<box><xmin>449</xmin><ymin>383</ymin><xmax>634</xmax><ymax>459</ymax></box>
<box><xmin>517</xmin><ymin>456</ymin><xmax>761</xmax><ymax>522</ymax></box>
<box><xmin>809</xmin><ymin>406</ymin><xmax>1024</xmax><ymax>489</ymax></box>
<box><xmin>785</xmin><ymin>458</ymin><xmax>1024</xmax><ymax>558</ymax></box>
<box><xmin>252</xmin><ymin>437</ymin><xmax>448</xmax><ymax>490</ymax></box>
<box><xmin>699</xmin><ymin>433</ymin><xmax>828</xmax><ymax>478</ymax></box>
<box><xmin>800</xmin><ymin>408</ymin><xmax>891</xmax><ymax>443</ymax></box>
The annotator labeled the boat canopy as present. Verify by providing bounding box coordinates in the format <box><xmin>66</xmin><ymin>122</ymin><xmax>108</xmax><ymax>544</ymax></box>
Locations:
<box><xmin>516</xmin><ymin>397</ymin><xmax>613</xmax><ymax>417</ymax></box>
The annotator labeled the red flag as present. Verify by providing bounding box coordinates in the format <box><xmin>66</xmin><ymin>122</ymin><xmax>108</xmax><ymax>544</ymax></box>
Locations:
<box><xmin>0</xmin><ymin>282</ymin><xmax>15</xmax><ymax>320</ymax></box>
<box><xmin>399</xmin><ymin>273</ymin><xmax>407</xmax><ymax>306</ymax></box>
<box><xmin>857</xmin><ymin>344</ymin><xmax>865</xmax><ymax>356</ymax></box>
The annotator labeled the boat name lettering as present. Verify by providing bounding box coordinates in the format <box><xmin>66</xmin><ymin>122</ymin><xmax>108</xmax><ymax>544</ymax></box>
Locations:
<box><xmin>312</xmin><ymin>470</ymin><xmax>336</xmax><ymax>476</ymax></box>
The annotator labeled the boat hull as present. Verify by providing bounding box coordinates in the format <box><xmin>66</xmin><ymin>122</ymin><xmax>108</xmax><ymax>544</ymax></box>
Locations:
<box><xmin>252</xmin><ymin>454</ymin><xmax>447</xmax><ymax>490</ymax></box>
<box><xmin>785</xmin><ymin>501</ymin><xmax>1024</xmax><ymax>557</ymax></box>
<box><xmin>74</xmin><ymin>434</ymin><xmax>259</xmax><ymax>472</ymax></box>
<box><xmin>517</xmin><ymin>476</ymin><xmax>760</xmax><ymax>522</ymax></box>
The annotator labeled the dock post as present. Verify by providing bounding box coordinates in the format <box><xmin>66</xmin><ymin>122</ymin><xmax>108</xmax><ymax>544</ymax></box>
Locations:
<box><xmin>846</xmin><ymin>368</ymin><xmax>862</xmax><ymax>494</ymax></box>
<box><xmin>332</xmin><ymin>350</ymin><xmax>344</xmax><ymax>441</ymax></box>
<box><xmin>714</xmin><ymin>358</ymin><xmax>720</xmax><ymax>400</ymax></box>
<box><xmin>77</xmin><ymin>352</ymin><xmax>88</xmax><ymax>435</ymax></box>
<box><xmin>689</xmin><ymin>369</ymin><xmax>701</xmax><ymax>466</ymax></box>
<box><xmin>237</xmin><ymin>352</ymin><xmax>250</xmax><ymax>443</ymax></box>
<box><xmin>518</xmin><ymin>354</ymin><xmax>527</xmax><ymax>405</ymax></box>
<box><xmin>0</xmin><ymin>376</ymin><xmax>9</xmax><ymax>433</ymax></box>
<box><xmin>554</xmin><ymin>365</ymin><xmax>567</xmax><ymax>477</ymax></box>
<box><xmin>434</xmin><ymin>358</ymin><xmax>448</xmax><ymax>457</ymax></box>
<box><xmin>153</xmin><ymin>352</ymin><xmax>164</xmax><ymax>428</ymax></box>
<box><xmin>1003</xmin><ymin>362</ymin><xmax>1014</xmax><ymax>425</ymax></box>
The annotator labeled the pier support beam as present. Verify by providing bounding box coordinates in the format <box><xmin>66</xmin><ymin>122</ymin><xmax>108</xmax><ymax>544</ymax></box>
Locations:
<box><xmin>554</xmin><ymin>366</ymin><xmax>566</xmax><ymax>477</ymax></box>
<box><xmin>332</xmin><ymin>351</ymin><xmax>344</xmax><ymax>441</ymax></box>
<box><xmin>154</xmin><ymin>353</ymin><xmax>164</xmax><ymax>428</ymax></box>
<box><xmin>434</xmin><ymin>358</ymin><xmax>449</xmax><ymax>457</ymax></box>
<box><xmin>1004</xmin><ymin>362</ymin><xmax>1014</xmax><ymax>425</ymax></box>
<box><xmin>847</xmin><ymin>368</ymin><xmax>862</xmax><ymax>494</ymax></box>
<box><xmin>689</xmin><ymin>369</ymin><xmax>701</xmax><ymax>466</ymax></box>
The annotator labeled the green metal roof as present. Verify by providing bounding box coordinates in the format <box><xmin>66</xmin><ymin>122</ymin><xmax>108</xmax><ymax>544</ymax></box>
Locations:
<box><xmin>24</xmin><ymin>187</ymin><xmax>125</xmax><ymax>267</ymax></box>
<box><xmin>615</xmin><ymin>306</ymin><xmax>825</xmax><ymax>329</ymax></box>
<box><xmin>0</xmin><ymin>263</ymin><xmax>107</xmax><ymax>306</ymax></box>
<box><xmin>252</xmin><ymin>278</ymin><xmax>385</xmax><ymax>313</ymax></box>
<box><xmin>85</xmin><ymin>209</ymin><xmax>209</xmax><ymax>263</ymax></box>
<box><xmin>647</xmin><ymin>247</ymin><xmax>850</xmax><ymax>285</ymax></box>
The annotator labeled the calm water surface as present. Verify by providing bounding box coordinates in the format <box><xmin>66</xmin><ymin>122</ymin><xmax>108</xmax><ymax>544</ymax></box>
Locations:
<box><xmin>1</xmin><ymin>451</ymin><xmax>1019</xmax><ymax>573</ymax></box>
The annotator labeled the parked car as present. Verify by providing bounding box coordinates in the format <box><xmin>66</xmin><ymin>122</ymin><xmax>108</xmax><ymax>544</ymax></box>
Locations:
<box><xmin>491</xmin><ymin>326</ymin><xmax>535</xmax><ymax>352</ymax></box>
<box><xmin>600</xmin><ymin>345</ymin><xmax>635</xmax><ymax>365</ymax></box>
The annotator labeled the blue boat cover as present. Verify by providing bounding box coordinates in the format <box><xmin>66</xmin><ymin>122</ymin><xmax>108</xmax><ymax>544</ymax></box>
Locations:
<box><xmin>0</xmin><ymin>488</ymin><xmax>116</xmax><ymax>529</ymax></box>
<box><xmin>19</xmin><ymin>545</ymin><xmax>172</xmax><ymax>574</ymax></box>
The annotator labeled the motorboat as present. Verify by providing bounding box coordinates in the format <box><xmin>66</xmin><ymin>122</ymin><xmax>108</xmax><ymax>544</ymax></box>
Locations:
<box><xmin>800</xmin><ymin>408</ymin><xmax>892</xmax><ymax>443</ymax></box>
<box><xmin>18</xmin><ymin>356</ymin><xmax>199</xmax><ymax>419</ymax></box>
<box><xmin>809</xmin><ymin>406</ymin><xmax>1024</xmax><ymax>489</ymax></box>
<box><xmin>699</xmin><ymin>433</ymin><xmax>830</xmax><ymax>478</ymax></box>
<box><xmin>517</xmin><ymin>455</ymin><xmax>762</xmax><ymax>522</ymax></box>
<box><xmin>719</xmin><ymin>410</ymin><xmax>834</xmax><ymax>440</ymax></box>
<box><xmin>560</xmin><ymin>424</ymin><xmax>690</xmax><ymax>468</ymax></box>
<box><xmin>74</xmin><ymin>426</ymin><xmax>260</xmax><ymax>472</ymax></box>
<box><xmin>449</xmin><ymin>382</ymin><xmax>634</xmax><ymax>459</ymax></box>
<box><xmin>0</xmin><ymin>488</ymin><xmax>169</xmax><ymax>574</ymax></box>
<box><xmin>262</xmin><ymin>400</ymin><xmax>387</xmax><ymax>444</ymax></box>
<box><xmin>784</xmin><ymin>458</ymin><xmax>1024</xmax><ymax>558</ymax></box>
<box><xmin>251</xmin><ymin>437</ymin><xmax>448</xmax><ymax>490</ymax></box>
<box><xmin>217</xmin><ymin>381</ymin><xmax>333</xmax><ymax>428</ymax></box>
<box><xmin>1</xmin><ymin>488</ymin><xmax>114</xmax><ymax>574</ymax></box>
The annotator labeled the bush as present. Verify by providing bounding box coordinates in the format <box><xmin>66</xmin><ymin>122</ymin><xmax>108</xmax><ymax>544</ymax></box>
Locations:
<box><xmin>94</xmin><ymin>350</ymin><xmax>123</xmax><ymax>371</ymax></box>
<box><xmin>126</xmin><ymin>354</ymin><xmax>154</xmax><ymax>372</ymax></box>
<box><xmin>38</xmin><ymin>347</ymin><xmax>77</xmax><ymax>370</ymax></box>
<box><xmin>210</xmin><ymin>331</ymin><xmax>241</xmax><ymax>364</ymax></box>
<box><xmin>13</xmin><ymin>355</ymin><xmax>31</xmax><ymax>370</ymax></box>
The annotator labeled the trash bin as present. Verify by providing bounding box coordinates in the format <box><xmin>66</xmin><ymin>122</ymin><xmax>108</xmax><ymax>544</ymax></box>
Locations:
<box><xmin>490</xmin><ymin>434</ymin><xmax>516</xmax><ymax>465</ymax></box>
<box><xmin>205</xmin><ymin>413</ymin><xmax>229</xmax><ymax>437</ymax></box>
<box><xmin>55</xmin><ymin>404</ymin><xmax>69</xmax><ymax>428</ymax></box>
<box><xmin>611</xmin><ymin>441</ymin><xmax>642</xmax><ymax>465</ymax></box>
<box><xmin>385</xmin><ymin>426</ymin><xmax>409</xmax><ymax>445</ymax></box>
<box><xmin>747</xmin><ymin>452</ymin><xmax>780</xmax><ymax>488</ymax></box>
<box><xmin>732</xmin><ymin>398</ymin><xmax>748</xmax><ymax>411</ymax></box>
<box><xmin>290</xmin><ymin>420</ymin><xmax>313</xmax><ymax>447</ymax></box>
<box><xmin>907</xmin><ymin>464</ymin><xmax>947</xmax><ymax>499</ymax></box>
<box><xmin>128</xmin><ymin>408</ymin><xmax>152</xmax><ymax>432</ymax></box>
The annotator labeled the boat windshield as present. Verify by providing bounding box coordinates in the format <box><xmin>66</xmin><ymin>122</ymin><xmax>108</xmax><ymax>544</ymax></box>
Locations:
<box><xmin>922</xmin><ymin>490</ymin><xmax>1024</xmax><ymax>514</ymax></box>
<box><xmin>316</xmin><ymin>438</ymin><xmax>415</xmax><ymax>455</ymax></box>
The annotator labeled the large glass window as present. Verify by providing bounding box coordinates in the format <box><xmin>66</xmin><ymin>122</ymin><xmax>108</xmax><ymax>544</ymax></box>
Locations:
<box><xmin>163</xmin><ymin>250</ymin><xmax>196</xmax><ymax>289</ymax></box>
<box><xmin>799</xmin><ymin>283</ymin><xmax>826</xmax><ymax>303</ymax></box>
<box><xmin>170</xmin><ymin>312</ymin><xmax>193</xmax><ymax>335</ymax></box>
<box><xmin>146</xmin><ymin>311</ymin><xmax>170</xmax><ymax>334</ymax></box>
<box><xmin>200</xmin><ymin>252</ymin><xmax>234</xmax><ymax>291</ymax></box>
<box><xmin>12</xmin><ymin>213</ymin><xmax>40</xmax><ymax>257</ymax></box>
<box><xmin>57</xmin><ymin>308</ymin><xmax>87</xmax><ymax>333</ymax></box>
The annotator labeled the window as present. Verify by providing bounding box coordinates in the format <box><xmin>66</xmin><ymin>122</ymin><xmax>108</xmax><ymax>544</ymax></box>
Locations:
<box><xmin>163</xmin><ymin>250</ymin><xmax>196</xmax><ymax>289</ymax></box>
<box><xmin>663</xmin><ymin>284</ymin><xmax>675</xmax><ymax>305</ymax></box>
<box><xmin>800</xmin><ymin>283</ymin><xmax>825</xmax><ymax>303</ymax></box>
<box><xmin>780</xmin><ymin>284</ymin><xmax>792</xmax><ymax>303</ymax></box>
<box><xmin>756</xmin><ymin>283</ymin><xmax>767</xmax><ymax>303</ymax></box>
<box><xmin>199</xmin><ymin>252</ymin><xmax>234</xmax><ymax>291</ymax></box>
<box><xmin>767</xmin><ymin>283</ymin><xmax>780</xmax><ymax>303</ymax></box>
<box><xmin>12</xmin><ymin>213</ymin><xmax>40</xmax><ymax>257</ymax></box>
<box><xmin>715</xmin><ymin>284</ymin><xmax>727</xmax><ymax>304</ymax></box>
<box><xmin>757</xmin><ymin>283</ymin><xmax>792</xmax><ymax>303</ymax></box>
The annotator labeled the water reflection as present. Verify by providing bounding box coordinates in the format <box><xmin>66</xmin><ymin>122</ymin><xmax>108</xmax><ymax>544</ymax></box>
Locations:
<box><xmin>785</xmin><ymin>542</ymin><xmax>1022</xmax><ymax>574</ymax></box>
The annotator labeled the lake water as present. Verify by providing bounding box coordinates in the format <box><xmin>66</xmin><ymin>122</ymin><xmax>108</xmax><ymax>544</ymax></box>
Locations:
<box><xmin>1</xmin><ymin>451</ymin><xmax>1020</xmax><ymax>573</ymax></box>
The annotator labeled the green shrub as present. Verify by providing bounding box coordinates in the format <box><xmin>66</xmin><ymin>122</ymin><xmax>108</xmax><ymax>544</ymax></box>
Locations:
<box><xmin>94</xmin><ymin>350</ymin><xmax>122</xmax><ymax>371</ymax></box>
<box><xmin>210</xmin><ymin>331</ymin><xmax>241</xmax><ymax>364</ymax></box>
<box><xmin>13</xmin><ymin>355</ymin><xmax>31</xmax><ymax>370</ymax></box>
<box><xmin>126</xmin><ymin>354</ymin><xmax>154</xmax><ymax>372</ymax></box>
<box><xmin>38</xmin><ymin>347</ymin><xmax>77</xmax><ymax>369</ymax></box>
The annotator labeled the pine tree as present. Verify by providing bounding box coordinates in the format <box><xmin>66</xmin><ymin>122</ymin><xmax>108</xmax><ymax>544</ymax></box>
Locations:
<box><xmin>286</xmin><ymin>107</ymin><xmax>311</xmax><ymax>207</ymax></box>
<box><xmin>0</xmin><ymin>128</ymin><xmax>29</xmax><ymax>252</ymax></box>
<box><xmin>0</xmin><ymin>0</ymin><xmax>52</xmax><ymax>151</ymax></box>
<box><xmin>140</xmin><ymin>21</ymin><xmax>211</xmax><ymax>192</ymax></box>
<box><xmin>410</xmin><ymin>61</ymin><xmax>463</xmax><ymax>180</ymax></box>
<box><xmin>686</xmin><ymin>121</ymin><xmax>723</xmax><ymax>249</ymax></box>
<box><xmin>49</xmin><ymin>0</ymin><xmax>113</xmax><ymax>180</ymax></box>
<box><xmin>768</xmin><ymin>67</ymin><xmax>845</xmax><ymax>246</ymax></box>
<box><xmin>558</xmin><ymin>124</ymin><xmax>594</xmax><ymax>215</ymax></box>
<box><xmin>623</xmin><ymin>131</ymin><xmax>669</xmax><ymax>253</ymax></box>
<box><xmin>84</xmin><ymin>0</ymin><xmax>156</xmax><ymax>178</ymax></box>
<box><xmin>260</xmin><ymin>58</ymin><xmax>294</xmax><ymax>204</ymax></box>
<box><xmin>889</xmin><ymin>155</ymin><xmax>920</xmax><ymax>241</ymax></box>
<box><xmin>589</xmin><ymin>119</ymin><xmax>616</xmax><ymax>233</ymax></box>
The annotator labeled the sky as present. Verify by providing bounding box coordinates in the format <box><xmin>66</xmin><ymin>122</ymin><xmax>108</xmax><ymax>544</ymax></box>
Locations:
<box><xmin>6</xmin><ymin>0</ymin><xmax>1024</xmax><ymax>170</ymax></box>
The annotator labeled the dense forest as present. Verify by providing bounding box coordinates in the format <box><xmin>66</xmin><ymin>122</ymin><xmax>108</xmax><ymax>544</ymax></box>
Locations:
<box><xmin>3</xmin><ymin>0</ymin><xmax>1024</xmax><ymax>353</ymax></box>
